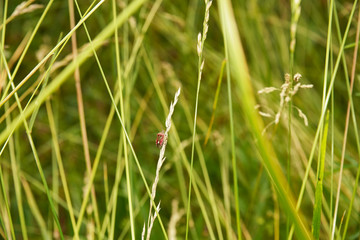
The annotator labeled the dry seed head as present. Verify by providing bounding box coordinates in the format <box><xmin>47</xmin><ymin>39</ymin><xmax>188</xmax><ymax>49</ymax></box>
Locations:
<box><xmin>281</xmin><ymin>82</ymin><xmax>289</xmax><ymax>90</ymax></box>
<box><xmin>301</xmin><ymin>84</ymin><xmax>313</xmax><ymax>89</ymax></box>
<box><xmin>145</xmin><ymin>203</ymin><xmax>161</xmax><ymax>240</ymax></box>
<box><xmin>258</xmin><ymin>71</ymin><xmax>311</xmax><ymax>130</ymax></box>
<box><xmin>200</xmin><ymin>60</ymin><xmax>205</xmax><ymax>72</ymax></box>
<box><xmin>297</xmin><ymin>107</ymin><xmax>308</xmax><ymax>126</ymax></box>
<box><xmin>290</xmin><ymin>39</ymin><xmax>296</xmax><ymax>52</ymax></box>
<box><xmin>280</xmin><ymin>85</ymin><xmax>287</xmax><ymax>101</ymax></box>
<box><xmin>203</xmin><ymin>1</ymin><xmax>212</xmax><ymax>40</ymax></box>
<box><xmin>259</xmin><ymin>111</ymin><xmax>272</xmax><ymax>118</ymax></box>
<box><xmin>204</xmin><ymin>24</ymin><xmax>209</xmax><ymax>38</ymax></box>
<box><xmin>205</xmin><ymin>10</ymin><xmax>210</xmax><ymax>24</ymax></box>
<box><xmin>285</xmin><ymin>73</ymin><xmax>291</xmax><ymax>83</ymax></box>
<box><xmin>294</xmin><ymin>73</ymin><xmax>302</xmax><ymax>81</ymax></box>
<box><xmin>197</xmin><ymin>33</ymin><xmax>202</xmax><ymax>56</ymax></box>
<box><xmin>294</xmin><ymin>0</ymin><xmax>301</xmax><ymax>5</ymax></box>
<box><xmin>206</xmin><ymin>0</ymin><xmax>213</xmax><ymax>9</ymax></box>
<box><xmin>291</xmin><ymin>82</ymin><xmax>302</xmax><ymax>95</ymax></box>
<box><xmin>168</xmin><ymin>200</ymin><xmax>185</xmax><ymax>240</ymax></box>
<box><xmin>275</xmin><ymin>112</ymin><xmax>281</xmax><ymax>124</ymax></box>
<box><xmin>144</xmin><ymin>88</ymin><xmax>181</xmax><ymax>240</ymax></box>
<box><xmin>258</xmin><ymin>87</ymin><xmax>278</xmax><ymax>94</ymax></box>
<box><xmin>141</xmin><ymin>224</ymin><xmax>146</xmax><ymax>240</ymax></box>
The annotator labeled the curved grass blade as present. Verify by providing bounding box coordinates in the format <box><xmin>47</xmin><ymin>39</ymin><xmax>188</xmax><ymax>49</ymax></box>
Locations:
<box><xmin>218</xmin><ymin>0</ymin><xmax>312</xmax><ymax>239</ymax></box>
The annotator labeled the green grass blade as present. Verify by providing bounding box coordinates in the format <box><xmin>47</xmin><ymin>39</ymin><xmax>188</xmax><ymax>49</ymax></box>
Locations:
<box><xmin>0</xmin><ymin>165</ymin><xmax>15</xmax><ymax>239</ymax></box>
<box><xmin>6</xmin><ymin>103</ymin><xmax>28</xmax><ymax>240</ymax></box>
<box><xmin>0</xmin><ymin>1</ymin><xmax>16</xmax><ymax>239</ymax></box>
<box><xmin>218</xmin><ymin>0</ymin><xmax>312</xmax><ymax>239</ymax></box>
<box><xmin>45</xmin><ymin>100</ymin><xmax>79</xmax><ymax>239</ymax></box>
<box><xmin>185</xmin><ymin>1</ymin><xmax>212</xmax><ymax>238</ymax></box>
<box><xmin>312</xmin><ymin>111</ymin><xmax>329</xmax><ymax>239</ymax></box>
<box><xmin>203</xmin><ymin>59</ymin><xmax>226</xmax><ymax>146</ymax></box>
<box><xmin>1</xmin><ymin>42</ymin><xmax>65</xmax><ymax>239</ymax></box>
<box><xmin>223</xmin><ymin>28</ymin><xmax>242</xmax><ymax>239</ymax></box>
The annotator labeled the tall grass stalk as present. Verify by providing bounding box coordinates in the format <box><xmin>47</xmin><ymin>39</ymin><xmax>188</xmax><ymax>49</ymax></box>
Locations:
<box><xmin>0</xmin><ymin>1</ymin><xmax>17</xmax><ymax>239</ymax></box>
<box><xmin>142</xmin><ymin>50</ymin><xmax>202</xmax><ymax>239</ymax></box>
<box><xmin>312</xmin><ymin>111</ymin><xmax>329</xmax><ymax>239</ymax></box>
<box><xmin>287</xmin><ymin>0</ymin><xmax>302</xmax><ymax>235</ymax></box>
<box><xmin>45</xmin><ymin>100</ymin><xmax>79</xmax><ymax>239</ymax></box>
<box><xmin>68</xmin><ymin>2</ymin><xmax>169</xmax><ymax>239</ymax></box>
<box><xmin>143</xmin><ymin>88</ymin><xmax>180</xmax><ymax>240</ymax></box>
<box><xmin>0</xmin><ymin>161</ymin><xmax>14</xmax><ymax>240</ymax></box>
<box><xmin>1</xmin><ymin>33</ymin><xmax>65</xmax><ymax>239</ymax></box>
<box><xmin>109</xmin><ymin>0</ymin><xmax>126</xmax><ymax>238</ymax></box>
<box><xmin>223</xmin><ymin>22</ymin><xmax>242</xmax><ymax>240</ymax></box>
<box><xmin>334</xmin><ymin>5</ymin><xmax>360</xmax><ymax>240</ymax></box>
<box><xmin>329</xmin><ymin>7</ymin><xmax>335</xmax><ymax>239</ymax></box>
<box><xmin>288</xmin><ymin>1</ymin><xmax>358</xmax><ymax>239</ymax></box>
<box><xmin>164</xmin><ymin>66</ymin><xmax>225</xmax><ymax>239</ymax></box>
<box><xmin>203</xmin><ymin>59</ymin><xmax>226</xmax><ymax>147</ymax></box>
<box><xmin>219</xmin><ymin>0</ymin><xmax>312</xmax><ymax>238</ymax></box>
<box><xmin>6</xmin><ymin>102</ymin><xmax>27</xmax><ymax>239</ymax></box>
<box><xmin>185</xmin><ymin>1</ymin><xmax>212</xmax><ymax>239</ymax></box>
<box><xmin>69</xmin><ymin>0</ymin><xmax>101</xmax><ymax>234</ymax></box>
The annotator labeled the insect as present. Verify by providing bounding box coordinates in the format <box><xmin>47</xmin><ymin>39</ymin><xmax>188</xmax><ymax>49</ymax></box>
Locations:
<box><xmin>156</xmin><ymin>131</ymin><xmax>166</xmax><ymax>148</ymax></box>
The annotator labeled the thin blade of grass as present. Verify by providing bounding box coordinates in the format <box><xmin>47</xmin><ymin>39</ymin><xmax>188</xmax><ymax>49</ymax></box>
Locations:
<box><xmin>0</xmin><ymin>1</ymin><xmax>18</xmax><ymax>239</ymax></box>
<box><xmin>0</xmin><ymin>165</ymin><xmax>15</xmax><ymax>239</ymax></box>
<box><xmin>28</xmin><ymin>33</ymin><xmax>63</xmax><ymax>129</ymax></box>
<box><xmin>6</xmin><ymin>103</ymin><xmax>28</xmax><ymax>240</ymax></box>
<box><xmin>46</xmin><ymin>100</ymin><xmax>79</xmax><ymax>239</ymax></box>
<box><xmin>185</xmin><ymin>1</ymin><xmax>213</xmax><ymax>239</ymax></box>
<box><xmin>287</xmin><ymin>1</ymin><xmax>302</xmax><ymax>235</ymax></box>
<box><xmin>1</xmin><ymin>44</ymin><xmax>65</xmax><ymax>240</ymax></box>
<box><xmin>223</xmin><ymin>22</ymin><xmax>242</xmax><ymax>239</ymax></box>
<box><xmin>312</xmin><ymin>111</ymin><xmax>329</xmax><ymax>239</ymax></box>
<box><xmin>204</xmin><ymin>59</ymin><xmax>226</xmax><ymax>146</ymax></box>
<box><xmin>71</xmin><ymin>0</ymin><xmax>101</xmax><ymax>234</ymax></box>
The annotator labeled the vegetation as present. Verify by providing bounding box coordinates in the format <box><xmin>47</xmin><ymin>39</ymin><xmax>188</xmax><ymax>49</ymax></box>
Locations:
<box><xmin>0</xmin><ymin>0</ymin><xmax>359</xmax><ymax>239</ymax></box>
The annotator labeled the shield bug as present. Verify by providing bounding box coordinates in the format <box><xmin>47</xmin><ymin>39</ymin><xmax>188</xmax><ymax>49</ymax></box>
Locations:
<box><xmin>156</xmin><ymin>131</ymin><xmax>166</xmax><ymax>148</ymax></box>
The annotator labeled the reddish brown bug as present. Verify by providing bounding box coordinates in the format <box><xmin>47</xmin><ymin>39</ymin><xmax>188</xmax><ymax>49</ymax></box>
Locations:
<box><xmin>156</xmin><ymin>131</ymin><xmax>166</xmax><ymax>148</ymax></box>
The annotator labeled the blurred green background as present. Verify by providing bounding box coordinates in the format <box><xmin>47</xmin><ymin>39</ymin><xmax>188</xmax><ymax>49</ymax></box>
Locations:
<box><xmin>1</xmin><ymin>0</ymin><xmax>360</xmax><ymax>239</ymax></box>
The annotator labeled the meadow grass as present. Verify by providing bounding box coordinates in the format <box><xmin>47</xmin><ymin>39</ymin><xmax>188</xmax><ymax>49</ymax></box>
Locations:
<box><xmin>0</xmin><ymin>0</ymin><xmax>360</xmax><ymax>239</ymax></box>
